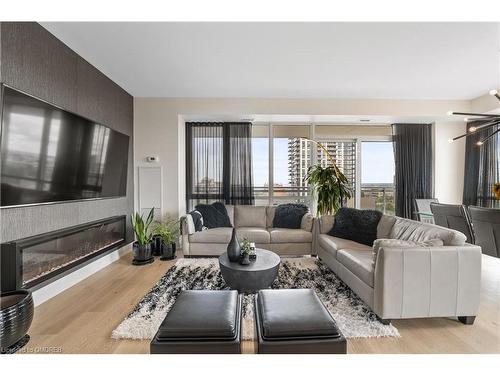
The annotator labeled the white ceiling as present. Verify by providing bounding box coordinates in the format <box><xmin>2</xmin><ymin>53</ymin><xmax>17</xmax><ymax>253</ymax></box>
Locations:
<box><xmin>41</xmin><ymin>22</ymin><xmax>500</xmax><ymax>100</ymax></box>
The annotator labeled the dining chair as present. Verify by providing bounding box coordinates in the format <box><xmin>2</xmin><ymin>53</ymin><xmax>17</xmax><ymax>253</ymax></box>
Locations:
<box><xmin>468</xmin><ymin>206</ymin><xmax>500</xmax><ymax>258</ymax></box>
<box><xmin>430</xmin><ymin>203</ymin><xmax>474</xmax><ymax>244</ymax></box>
<box><xmin>414</xmin><ymin>198</ymin><xmax>438</xmax><ymax>224</ymax></box>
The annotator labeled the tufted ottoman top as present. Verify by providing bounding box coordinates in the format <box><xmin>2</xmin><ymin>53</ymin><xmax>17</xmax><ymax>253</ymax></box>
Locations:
<box><xmin>157</xmin><ymin>290</ymin><xmax>240</xmax><ymax>340</ymax></box>
<box><xmin>257</xmin><ymin>289</ymin><xmax>340</xmax><ymax>340</ymax></box>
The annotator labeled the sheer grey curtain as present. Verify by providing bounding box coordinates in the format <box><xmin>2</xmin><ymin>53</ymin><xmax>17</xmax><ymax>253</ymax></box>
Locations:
<box><xmin>463</xmin><ymin>122</ymin><xmax>499</xmax><ymax>208</ymax></box>
<box><xmin>185</xmin><ymin>123</ymin><xmax>224</xmax><ymax>209</ymax></box>
<box><xmin>392</xmin><ymin>123</ymin><xmax>433</xmax><ymax>219</ymax></box>
<box><xmin>224</xmin><ymin>123</ymin><xmax>254</xmax><ymax>205</ymax></box>
<box><xmin>186</xmin><ymin>122</ymin><xmax>254</xmax><ymax>210</ymax></box>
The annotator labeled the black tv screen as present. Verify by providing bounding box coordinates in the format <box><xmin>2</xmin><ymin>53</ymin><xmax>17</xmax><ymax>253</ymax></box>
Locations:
<box><xmin>1</xmin><ymin>86</ymin><xmax>129</xmax><ymax>207</ymax></box>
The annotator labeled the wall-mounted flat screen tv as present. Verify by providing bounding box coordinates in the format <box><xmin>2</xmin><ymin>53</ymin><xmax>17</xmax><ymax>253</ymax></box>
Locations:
<box><xmin>1</xmin><ymin>86</ymin><xmax>129</xmax><ymax>207</ymax></box>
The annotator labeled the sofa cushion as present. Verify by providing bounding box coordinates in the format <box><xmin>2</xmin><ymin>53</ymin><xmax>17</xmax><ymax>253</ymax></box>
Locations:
<box><xmin>301</xmin><ymin>213</ymin><xmax>314</xmax><ymax>232</ymax></box>
<box><xmin>390</xmin><ymin>217</ymin><xmax>466</xmax><ymax>246</ymax></box>
<box><xmin>225</xmin><ymin>205</ymin><xmax>235</xmax><ymax>226</ymax></box>
<box><xmin>272</xmin><ymin>203</ymin><xmax>309</xmax><ymax>229</ymax></box>
<box><xmin>371</xmin><ymin>238</ymin><xmax>444</xmax><ymax>266</ymax></box>
<box><xmin>234</xmin><ymin>206</ymin><xmax>267</xmax><ymax>228</ymax></box>
<box><xmin>195</xmin><ymin>202</ymin><xmax>232</xmax><ymax>229</ymax></box>
<box><xmin>377</xmin><ymin>215</ymin><xmax>397</xmax><ymax>239</ymax></box>
<box><xmin>318</xmin><ymin>234</ymin><xmax>372</xmax><ymax>258</ymax></box>
<box><xmin>328</xmin><ymin>207</ymin><xmax>383</xmax><ymax>246</ymax></box>
<box><xmin>189</xmin><ymin>227</ymin><xmax>232</xmax><ymax>243</ymax></box>
<box><xmin>237</xmin><ymin>227</ymin><xmax>270</xmax><ymax>244</ymax></box>
<box><xmin>336</xmin><ymin>249</ymin><xmax>374</xmax><ymax>287</ymax></box>
<box><xmin>269</xmin><ymin>228</ymin><xmax>313</xmax><ymax>243</ymax></box>
<box><xmin>266</xmin><ymin>206</ymin><xmax>277</xmax><ymax>228</ymax></box>
<box><xmin>319</xmin><ymin>215</ymin><xmax>335</xmax><ymax>234</ymax></box>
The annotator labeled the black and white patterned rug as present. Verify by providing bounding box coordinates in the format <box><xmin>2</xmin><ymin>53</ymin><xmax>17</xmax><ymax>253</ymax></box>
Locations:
<box><xmin>112</xmin><ymin>257</ymin><xmax>400</xmax><ymax>340</ymax></box>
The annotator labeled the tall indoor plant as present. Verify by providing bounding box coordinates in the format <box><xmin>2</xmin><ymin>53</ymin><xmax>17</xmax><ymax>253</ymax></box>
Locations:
<box><xmin>130</xmin><ymin>208</ymin><xmax>155</xmax><ymax>264</ymax></box>
<box><xmin>302</xmin><ymin>138</ymin><xmax>352</xmax><ymax>216</ymax></box>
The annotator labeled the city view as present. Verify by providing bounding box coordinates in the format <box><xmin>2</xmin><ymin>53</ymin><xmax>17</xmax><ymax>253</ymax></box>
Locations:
<box><xmin>192</xmin><ymin>136</ymin><xmax>395</xmax><ymax>215</ymax></box>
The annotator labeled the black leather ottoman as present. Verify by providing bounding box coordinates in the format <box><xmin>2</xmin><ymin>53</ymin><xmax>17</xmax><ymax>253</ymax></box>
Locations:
<box><xmin>150</xmin><ymin>290</ymin><xmax>242</xmax><ymax>354</ymax></box>
<box><xmin>255</xmin><ymin>289</ymin><xmax>347</xmax><ymax>354</ymax></box>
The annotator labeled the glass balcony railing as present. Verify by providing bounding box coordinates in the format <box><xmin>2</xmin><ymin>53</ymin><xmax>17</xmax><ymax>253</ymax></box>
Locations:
<box><xmin>360</xmin><ymin>184</ymin><xmax>395</xmax><ymax>215</ymax></box>
<box><xmin>253</xmin><ymin>184</ymin><xmax>394</xmax><ymax>214</ymax></box>
<box><xmin>253</xmin><ymin>186</ymin><xmax>312</xmax><ymax>207</ymax></box>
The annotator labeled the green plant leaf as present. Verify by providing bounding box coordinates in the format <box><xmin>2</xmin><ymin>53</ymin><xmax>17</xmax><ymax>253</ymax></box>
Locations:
<box><xmin>305</xmin><ymin>164</ymin><xmax>351</xmax><ymax>217</ymax></box>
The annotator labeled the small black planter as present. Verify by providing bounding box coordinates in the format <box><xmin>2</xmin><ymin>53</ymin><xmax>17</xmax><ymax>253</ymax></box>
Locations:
<box><xmin>1</xmin><ymin>289</ymin><xmax>34</xmax><ymax>354</ymax></box>
<box><xmin>159</xmin><ymin>241</ymin><xmax>176</xmax><ymax>261</ymax></box>
<box><xmin>239</xmin><ymin>253</ymin><xmax>251</xmax><ymax>265</ymax></box>
<box><xmin>151</xmin><ymin>235</ymin><xmax>162</xmax><ymax>256</ymax></box>
<box><xmin>132</xmin><ymin>242</ymin><xmax>153</xmax><ymax>265</ymax></box>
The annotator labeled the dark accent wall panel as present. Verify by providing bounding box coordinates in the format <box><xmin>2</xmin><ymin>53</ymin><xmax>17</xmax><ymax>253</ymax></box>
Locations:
<box><xmin>1</xmin><ymin>22</ymin><xmax>78</xmax><ymax>111</ymax></box>
<box><xmin>0</xmin><ymin>22</ymin><xmax>134</xmax><ymax>244</ymax></box>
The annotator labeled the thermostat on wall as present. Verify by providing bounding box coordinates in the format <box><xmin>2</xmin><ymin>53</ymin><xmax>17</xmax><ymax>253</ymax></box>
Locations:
<box><xmin>146</xmin><ymin>156</ymin><xmax>160</xmax><ymax>162</ymax></box>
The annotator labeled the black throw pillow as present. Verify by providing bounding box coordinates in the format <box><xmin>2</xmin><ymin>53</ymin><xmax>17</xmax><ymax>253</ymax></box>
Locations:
<box><xmin>212</xmin><ymin>202</ymin><xmax>230</xmax><ymax>219</ymax></box>
<box><xmin>272</xmin><ymin>203</ymin><xmax>309</xmax><ymax>229</ymax></box>
<box><xmin>188</xmin><ymin>210</ymin><xmax>204</xmax><ymax>232</ymax></box>
<box><xmin>195</xmin><ymin>202</ymin><xmax>232</xmax><ymax>229</ymax></box>
<box><xmin>328</xmin><ymin>207</ymin><xmax>383</xmax><ymax>246</ymax></box>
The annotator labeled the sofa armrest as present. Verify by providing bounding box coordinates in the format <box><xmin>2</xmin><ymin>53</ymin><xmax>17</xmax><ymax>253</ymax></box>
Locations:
<box><xmin>373</xmin><ymin>244</ymin><xmax>482</xmax><ymax>320</ymax></box>
<box><xmin>318</xmin><ymin>215</ymin><xmax>335</xmax><ymax>234</ymax></box>
<box><xmin>301</xmin><ymin>213</ymin><xmax>314</xmax><ymax>232</ymax></box>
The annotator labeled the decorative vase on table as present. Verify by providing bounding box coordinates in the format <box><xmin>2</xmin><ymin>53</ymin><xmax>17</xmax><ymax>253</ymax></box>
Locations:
<box><xmin>226</xmin><ymin>228</ymin><xmax>241</xmax><ymax>262</ymax></box>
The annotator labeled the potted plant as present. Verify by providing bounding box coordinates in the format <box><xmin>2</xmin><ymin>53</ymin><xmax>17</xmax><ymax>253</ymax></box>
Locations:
<box><xmin>153</xmin><ymin>214</ymin><xmax>180</xmax><ymax>261</ymax></box>
<box><xmin>302</xmin><ymin>138</ymin><xmax>352</xmax><ymax>216</ymax></box>
<box><xmin>130</xmin><ymin>208</ymin><xmax>155</xmax><ymax>265</ymax></box>
<box><xmin>239</xmin><ymin>238</ymin><xmax>252</xmax><ymax>265</ymax></box>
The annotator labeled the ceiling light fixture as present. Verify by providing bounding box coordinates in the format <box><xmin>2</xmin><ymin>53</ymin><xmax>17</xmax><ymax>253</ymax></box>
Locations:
<box><xmin>447</xmin><ymin>90</ymin><xmax>500</xmax><ymax>146</ymax></box>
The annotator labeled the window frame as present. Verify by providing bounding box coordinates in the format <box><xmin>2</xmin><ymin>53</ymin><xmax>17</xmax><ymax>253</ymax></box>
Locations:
<box><xmin>251</xmin><ymin>122</ymin><xmax>394</xmax><ymax>210</ymax></box>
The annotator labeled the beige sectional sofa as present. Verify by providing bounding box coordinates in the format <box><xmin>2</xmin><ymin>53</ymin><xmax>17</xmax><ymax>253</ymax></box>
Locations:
<box><xmin>182</xmin><ymin>204</ymin><xmax>482</xmax><ymax>324</ymax></box>
<box><xmin>181</xmin><ymin>205</ymin><xmax>314</xmax><ymax>256</ymax></box>
<box><xmin>317</xmin><ymin>214</ymin><xmax>482</xmax><ymax>324</ymax></box>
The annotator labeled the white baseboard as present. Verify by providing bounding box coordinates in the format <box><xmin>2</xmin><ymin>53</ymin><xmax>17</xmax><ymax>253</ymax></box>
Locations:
<box><xmin>32</xmin><ymin>243</ymin><xmax>132</xmax><ymax>306</ymax></box>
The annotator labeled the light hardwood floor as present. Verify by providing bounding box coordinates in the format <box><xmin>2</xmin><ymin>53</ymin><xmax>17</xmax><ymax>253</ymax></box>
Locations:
<box><xmin>21</xmin><ymin>251</ymin><xmax>500</xmax><ymax>354</ymax></box>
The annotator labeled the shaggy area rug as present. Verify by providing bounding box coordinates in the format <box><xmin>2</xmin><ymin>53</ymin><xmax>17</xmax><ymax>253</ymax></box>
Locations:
<box><xmin>112</xmin><ymin>257</ymin><xmax>400</xmax><ymax>340</ymax></box>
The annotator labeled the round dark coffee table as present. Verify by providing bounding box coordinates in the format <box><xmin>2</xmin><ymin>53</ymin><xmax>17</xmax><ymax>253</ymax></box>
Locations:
<box><xmin>219</xmin><ymin>249</ymin><xmax>280</xmax><ymax>293</ymax></box>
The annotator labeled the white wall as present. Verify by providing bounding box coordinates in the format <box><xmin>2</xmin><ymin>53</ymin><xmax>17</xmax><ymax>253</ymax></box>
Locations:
<box><xmin>470</xmin><ymin>88</ymin><xmax>500</xmax><ymax>113</ymax></box>
<box><xmin>134</xmin><ymin>97</ymin><xmax>472</xmax><ymax>218</ymax></box>
<box><xmin>434</xmin><ymin>121</ymin><xmax>467</xmax><ymax>204</ymax></box>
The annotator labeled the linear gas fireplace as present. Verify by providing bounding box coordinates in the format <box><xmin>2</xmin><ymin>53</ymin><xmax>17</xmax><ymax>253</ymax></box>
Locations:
<box><xmin>1</xmin><ymin>216</ymin><xmax>126</xmax><ymax>291</ymax></box>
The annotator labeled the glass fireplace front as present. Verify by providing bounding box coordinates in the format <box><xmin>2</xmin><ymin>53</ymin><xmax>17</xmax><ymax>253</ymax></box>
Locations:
<box><xmin>0</xmin><ymin>216</ymin><xmax>126</xmax><ymax>291</ymax></box>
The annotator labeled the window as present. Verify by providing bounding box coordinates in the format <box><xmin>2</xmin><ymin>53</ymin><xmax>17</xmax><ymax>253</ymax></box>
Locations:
<box><xmin>272</xmin><ymin>125</ymin><xmax>311</xmax><ymax>205</ymax></box>
<box><xmin>251</xmin><ymin>125</ymin><xmax>269</xmax><ymax>206</ymax></box>
<box><xmin>317</xmin><ymin>140</ymin><xmax>357</xmax><ymax>207</ymax></box>
<box><xmin>187</xmin><ymin>124</ymin><xmax>224</xmax><ymax>208</ymax></box>
<box><xmin>248</xmin><ymin>124</ymin><xmax>395</xmax><ymax>212</ymax></box>
<box><xmin>186</xmin><ymin>122</ymin><xmax>254</xmax><ymax>210</ymax></box>
<box><xmin>361</xmin><ymin>141</ymin><xmax>395</xmax><ymax>215</ymax></box>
